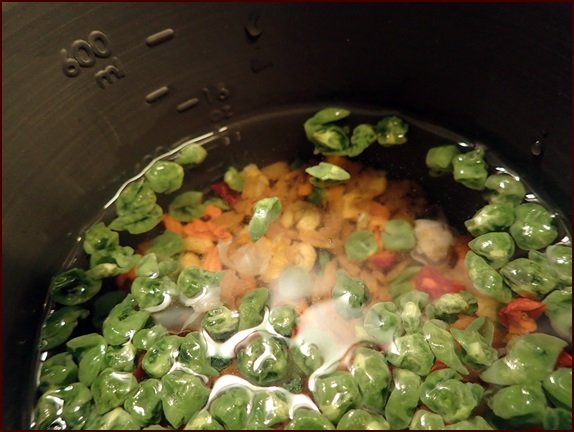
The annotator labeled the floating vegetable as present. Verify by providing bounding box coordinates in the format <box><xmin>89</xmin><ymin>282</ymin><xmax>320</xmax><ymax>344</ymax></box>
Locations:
<box><xmin>102</xmin><ymin>295</ymin><xmax>149</xmax><ymax>346</ymax></box>
<box><xmin>350</xmin><ymin>347</ymin><xmax>391</xmax><ymax>411</ymax></box>
<box><xmin>246</xmin><ymin>391</ymin><xmax>289</xmax><ymax>429</ymax></box>
<box><xmin>304</xmin><ymin>108</ymin><xmax>353</xmax><ymax>156</ymax></box>
<box><xmin>34</xmin><ymin>383</ymin><xmax>92</xmax><ymax>430</ymax></box>
<box><xmin>124</xmin><ymin>379</ymin><xmax>163</xmax><ymax>426</ymax></box>
<box><xmin>83</xmin><ymin>222</ymin><xmax>119</xmax><ymax>255</ymax></box>
<box><xmin>425</xmin><ymin>292</ymin><xmax>477</xmax><ymax>323</ymax></box>
<box><xmin>545</xmin><ymin>244</ymin><xmax>572</xmax><ymax>285</ymax></box>
<box><xmin>423</xmin><ymin>320</ymin><xmax>468</xmax><ymax>375</ymax></box>
<box><xmin>450</xmin><ymin>317</ymin><xmax>497</xmax><ymax>368</ymax></box>
<box><xmin>174</xmin><ymin>143</ymin><xmax>207</xmax><ymax>166</ymax></box>
<box><xmin>144</xmin><ymin>161</ymin><xmax>184</xmax><ymax>194</ymax></box>
<box><xmin>452</xmin><ymin>148</ymin><xmax>488</xmax><ymax>190</ymax></box>
<box><xmin>337</xmin><ymin>409</ymin><xmax>390</xmax><ymax>430</ymax></box>
<box><xmin>160</xmin><ymin>371</ymin><xmax>210</xmax><ymax>428</ymax></box>
<box><xmin>543</xmin><ymin>288</ymin><xmax>572</xmax><ymax>339</ymax></box>
<box><xmin>313</xmin><ymin>371</ymin><xmax>361</xmax><ymax>423</ymax></box>
<box><xmin>142</xmin><ymin>335</ymin><xmax>182</xmax><ymax>379</ymax></box>
<box><xmin>468</xmin><ymin>232</ymin><xmax>515</xmax><ymax>269</ymax></box>
<box><xmin>285</xmin><ymin>409</ymin><xmax>334</xmax><ymax>430</ymax></box>
<box><xmin>66</xmin><ymin>333</ymin><xmax>107</xmax><ymax>386</ymax></box>
<box><xmin>237</xmin><ymin>333</ymin><xmax>289</xmax><ymax>385</ymax></box>
<box><xmin>465</xmin><ymin>252</ymin><xmax>511</xmax><ymax>303</ymax></box>
<box><xmin>409</xmin><ymin>410</ymin><xmax>446</xmax><ymax>430</ymax></box>
<box><xmin>103</xmin><ymin>342</ymin><xmax>136</xmax><ymax>372</ymax></box>
<box><xmin>384</xmin><ymin>368</ymin><xmax>421</xmax><ymax>429</ymax></box>
<box><xmin>488</xmin><ymin>382</ymin><xmax>547</xmax><ymax>425</ymax></box>
<box><xmin>542</xmin><ymin>368</ymin><xmax>572</xmax><ymax>410</ymax></box>
<box><xmin>209</xmin><ymin>386</ymin><xmax>251</xmax><ymax>430</ymax></box>
<box><xmin>169</xmin><ymin>191</ymin><xmax>204</xmax><ymax>222</ymax></box>
<box><xmin>92</xmin><ymin>368</ymin><xmax>137</xmax><ymax>414</ymax></box>
<box><xmin>363</xmin><ymin>302</ymin><xmax>403</xmax><ymax>344</ymax></box>
<box><xmin>184</xmin><ymin>410</ymin><xmax>224</xmax><ymax>430</ymax></box>
<box><xmin>50</xmin><ymin>269</ymin><xmax>102</xmax><ymax>306</ymax></box>
<box><xmin>38</xmin><ymin>353</ymin><xmax>78</xmax><ymax>391</ymax></box>
<box><xmin>269</xmin><ymin>304</ymin><xmax>298</xmax><ymax>337</ymax></box>
<box><xmin>291</xmin><ymin>341</ymin><xmax>324</xmax><ymax>375</ymax></box>
<box><xmin>464</xmin><ymin>203</ymin><xmax>515</xmax><ymax>237</ymax></box>
<box><xmin>375</xmin><ymin>116</ymin><xmax>409</xmax><ymax>146</ymax></box>
<box><xmin>386</xmin><ymin>333</ymin><xmax>434</xmax><ymax>376</ymax></box>
<box><xmin>223</xmin><ymin>166</ymin><xmax>244</xmax><ymax>192</ymax></box>
<box><xmin>484</xmin><ymin>173</ymin><xmax>525</xmax><ymax>206</ymax></box>
<box><xmin>238</xmin><ymin>288</ymin><xmax>270</xmax><ymax>330</ymax></box>
<box><xmin>350</xmin><ymin>124</ymin><xmax>377</xmax><ymax>150</ymax></box>
<box><xmin>202</xmin><ymin>306</ymin><xmax>239</xmax><ymax>342</ymax></box>
<box><xmin>40</xmin><ymin>306</ymin><xmax>89</xmax><ymax>350</ymax></box>
<box><xmin>425</xmin><ymin>145</ymin><xmax>460</xmax><ymax>176</ymax></box>
<box><xmin>500</xmin><ymin>258</ymin><xmax>558</xmax><ymax>299</ymax></box>
<box><xmin>306</xmin><ymin>162</ymin><xmax>351</xmax><ymax>187</ymax></box>
<box><xmin>177</xmin><ymin>266</ymin><xmax>223</xmax><ymax>301</ymax></box>
<box><xmin>177</xmin><ymin>332</ymin><xmax>219</xmax><ymax>377</ymax></box>
<box><xmin>509</xmin><ymin>203</ymin><xmax>558</xmax><ymax>250</ymax></box>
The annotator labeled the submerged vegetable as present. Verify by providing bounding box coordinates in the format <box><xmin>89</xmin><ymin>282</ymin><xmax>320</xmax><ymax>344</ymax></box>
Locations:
<box><xmin>375</xmin><ymin>116</ymin><xmax>409</xmax><ymax>146</ymax></box>
<box><xmin>332</xmin><ymin>270</ymin><xmax>371</xmax><ymax>319</ymax></box>
<box><xmin>344</xmin><ymin>230</ymin><xmax>378</xmax><ymax>261</ymax></box>
<box><xmin>306</xmin><ymin>162</ymin><xmax>351</xmax><ymax>187</ymax></box>
<box><xmin>269</xmin><ymin>304</ymin><xmax>298</xmax><ymax>337</ymax></box>
<box><xmin>249</xmin><ymin>197</ymin><xmax>282</xmax><ymax>241</ymax></box>
<box><xmin>382</xmin><ymin>219</ymin><xmax>416</xmax><ymax>251</ymax></box>
<box><xmin>363</xmin><ymin>302</ymin><xmax>403</xmax><ymax>344</ymax></box>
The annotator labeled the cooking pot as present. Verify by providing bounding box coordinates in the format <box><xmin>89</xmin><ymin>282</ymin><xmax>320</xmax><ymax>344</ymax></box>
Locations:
<box><xmin>2</xmin><ymin>3</ymin><xmax>571</xmax><ymax>429</ymax></box>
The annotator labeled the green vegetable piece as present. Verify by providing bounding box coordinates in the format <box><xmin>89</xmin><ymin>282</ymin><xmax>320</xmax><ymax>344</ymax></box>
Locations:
<box><xmin>350</xmin><ymin>347</ymin><xmax>391</xmax><ymax>411</ymax></box>
<box><xmin>388</xmin><ymin>266</ymin><xmax>421</xmax><ymax>298</ymax></box>
<box><xmin>384</xmin><ymin>368</ymin><xmax>421</xmax><ymax>429</ymax></box>
<box><xmin>543</xmin><ymin>408</ymin><xmax>572</xmax><ymax>430</ymax></box>
<box><xmin>116</xmin><ymin>180</ymin><xmax>157</xmax><ymax>216</ymax></box>
<box><xmin>88</xmin><ymin>246</ymin><xmax>139</xmax><ymax>280</ymax></box>
<box><xmin>178</xmin><ymin>332</ymin><xmax>219</xmax><ymax>377</ymax></box>
<box><xmin>133</xmin><ymin>324</ymin><xmax>167</xmax><ymax>351</ymax></box>
<box><xmin>50</xmin><ymin>268</ymin><xmax>102</xmax><ymax>306</ymax></box>
<box><xmin>409</xmin><ymin>410</ymin><xmax>446</xmax><ymax>430</ymax></box>
<box><xmin>489</xmin><ymin>382</ymin><xmax>547</xmax><ymax>423</ymax></box>
<box><xmin>143</xmin><ymin>335</ymin><xmax>182</xmax><ymax>379</ymax></box>
<box><xmin>237</xmin><ymin>333</ymin><xmax>289</xmax><ymax>385</ymax></box>
<box><xmin>83</xmin><ymin>222</ymin><xmax>120</xmax><ymax>255</ymax></box>
<box><xmin>124</xmin><ymin>378</ymin><xmax>162</xmax><ymax>426</ymax></box>
<box><xmin>223</xmin><ymin>166</ymin><xmax>244</xmax><ymax>192</ymax></box>
<box><xmin>174</xmin><ymin>143</ymin><xmax>208</xmax><ymax>166</ymax></box>
<box><xmin>169</xmin><ymin>190</ymin><xmax>204</xmax><ymax>222</ymax></box>
<box><xmin>247</xmin><ymin>391</ymin><xmax>289</xmax><ymax>429</ymax></box>
<box><xmin>39</xmin><ymin>353</ymin><xmax>78</xmax><ymax>391</ymax></box>
<box><xmin>102</xmin><ymin>295</ymin><xmax>150</xmax><ymax>346</ymax></box>
<box><xmin>92</xmin><ymin>368</ymin><xmax>137</xmax><ymax>414</ymax></box>
<box><xmin>87</xmin><ymin>407</ymin><xmax>141</xmax><ymax>430</ymax></box>
<box><xmin>103</xmin><ymin>342</ymin><xmax>136</xmax><ymax>372</ymax></box>
<box><xmin>464</xmin><ymin>203</ymin><xmax>515</xmax><ymax>237</ymax></box>
<box><xmin>313</xmin><ymin>371</ymin><xmax>361</xmax><ymax>423</ymax></box>
<box><xmin>421</xmin><ymin>377</ymin><xmax>482</xmax><ymax>423</ymax></box>
<box><xmin>543</xmin><ymin>288</ymin><xmax>572</xmax><ymax>339</ymax></box>
<box><xmin>452</xmin><ymin>148</ymin><xmax>488</xmax><ymax>190</ymax></box>
<box><xmin>543</xmin><ymin>368</ymin><xmax>572</xmax><ymax>409</ymax></box>
<box><xmin>307</xmin><ymin>186</ymin><xmax>325</xmax><ymax>206</ymax></box>
<box><xmin>395</xmin><ymin>290</ymin><xmax>430</xmax><ymax>309</ymax></box>
<box><xmin>281</xmin><ymin>375</ymin><xmax>303</xmax><ymax>394</ymax></box>
<box><xmin>375</xmin><ymin>116</ymin><xmax>409</xmax><ymax>146</ymax></box>
<box><xmin>109</xmin><ymin>203</ymin><xmax>163</xmax><ymax>235</ymax></box>
<box><xmin>468</xmin><ymin>232</ymin><xmax>515</xmax><ymax>269</ymax></box>
<box><xmin>484</xmin><ymin>173</ymin><xmax>525</xmax><ymax>206</ymax></box>
<box><xmin>249</xmin><ymin>197</ymin><xmax>282</xmax><ymax>241</ymax></box>
<box><xmin>344</xmin><ymin>230</ymin><xmax>378</xmax><ymax>262</ymax></box>
<box><xmin>480</xmin><ymin>333</ymin><xmax>567</xmax><ymax>385</ymax></box>
<box><xmin>40</xmin><ymin>306</ymin><xmax>89</xmax><ymax>350</ymax></box>
<box><xmin>92</xmin><ymin>291</ymin><xmax>128</xmax><ymax>330</ymax></box>
<box><xmin>304</xmin><ymin>108</ymin><xmax>352</xmax><ymax>157</ymax></box>
<box><xmin>238</xmin><ymin>287</ymin><xmax>270</xmax><ymax>329</ymax></box>
<box><xmin>286</xmin><ymin>409</ymin><xmax>335</xmax><ymax>430</ymax></box>
<box><xmin>178</xmin><ymin>266</ymin><xmax>223</xmax><ymax>300</ymax></box>
<box><xmin>425</xmin><ymin>292</ymin><xmax>477</xmax><ymax>323</ymax></box>
<box><xmin>509</xmin><ymin>203</ymin><xmax>558</xmax><ymax>250</ymax></box>
<box><xmin>350</xmin><ymin>124</ymin><xmax>377</xmax><ymax>152</ymax></box>
<box><xmin>66</xmin><ymin>333</ymin><xmax>107</xmax><ymax>386</ymax></box>
<box><xmin>363</xmin><ymin>302</ymin><xmax>403</xmax><ymax>344</ymax></box>
<box><xmin>465</xmin><ymin>251</ymin><xmax>512</xmax><ymax>303</ymax></box>
<box><xmin>387</xmin><ymin>333</ymin><xmax>434</xmax><ymax>376</ymax></box>
<box><xmin>306</xmin><ymin>162</ymin><xmax>351</xmax><ymax>188</ymax></box>
<box><xmin>269</xmin><ymin>304</ymin><xmax>298</xmax><ymax>337</ymax></box>
<box><xmin>291</xmin><ymin>341</ymin><xmax>324</xmax><ymax>375</ymax></box>
<box><xmin>445</xmin><ymin>416</ymin><xmax>493</xmax><ymax>430</ymax></box>
<box><xmin>184</xmin><ymin>410</ymin><xmax>224</xmax><ymax>430</ymax></box>
<box><xmin>337</xmin><ymin>409</ymin><xmax>390</xmax><ymax>430</ymax></box>
<box><xmin>145</xmin><ymin>161</ymin><xmax>184</xmax><ymax>194</ymax></box>
<box><xmin>131</xmin><ymin>276</ymin><xmax>174</xmax><ymax>310</ymax></box>
<box><xmin>500</xmin><ymin>257</ymin><xmax>558</xmax><ymax>299</ymax></box>
<box><xmin>423</xmin><ymin>320</ymin><xmax>468</xmax><ymax>375</ymax></box>
<box><xmin>450</xmin><ymin>317</ymin><xmax>497</xmax><ymax>368</ymax></box>
<box><xmin>382</xmin><ymin>219</ymin><xmax>416</xmax><ymax>251</ymax></box>
<box><xmin>147</xmin><ymin>231</ymin><xmax>184</xmax><ymax>258</ymax></box>
<box><xmin>331</xmin><ymin>270</ymin><xmax>371</xmax><ymax>319</ymax></box>
<box><xmin>425</xmin><ymin>145</ymin><xmax>460</xmax><ymax>176</ymax></box>
<box><xmin>203</xmin><ymin>196</ymin><xmax>230</xmax><ymax>211</ymax></box>
<box><xmin>161</xmin><ymin>371</ymin><xmax>210</xmax><ymax>428</ymax></box>
<box><xmin>209</xmin><ymin>386</ymin><xmax>252</xmax><ymax>430</ymax></box>
<box><xmin>399</xmin><ymin>300</ymin><xmax>423</xmax><ymax>334</ymax></box>
<box><xmin>546</xmin><ymin>244</ymin><xmax>572</xmax><ymax>285</ymax></box>
<box><xmin>202</xmin><ymin>306</ymin><xmax>239</xmax><ymax>342</ymax></box>
<box><xmin>34</xmin><ymin>382</ymin><xmax>92</xmax><ymax>429</ymax></box>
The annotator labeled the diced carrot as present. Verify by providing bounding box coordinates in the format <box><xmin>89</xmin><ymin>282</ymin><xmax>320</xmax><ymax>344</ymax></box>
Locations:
<box><xmin>162</xmin><ymin>214</ymin><xmax>185</xmax><ymax>236</ymax></box>
<box><xmin>203</xmin><ymin>204</ymin><xmax>223</xmax><ymax>220</ymax></box>
<box><xmin>370</xmin><ymin>202</ymin><xmax>391</xmax><ymax>219</ymax></box>
<box><xmin>297</xmin><ymin>182</ymin><xmax>313</xmax><ymax>197</ymax></box>
<box><xmin>202</xmin><ymin>246</ymin><xmax>222</xmax><ymax>272</ymax></box>
<box><xmin>183</xmin><ymin>219</ymin><xmax>210</xmax><ymax>236</ymax></box>
<box><xmin>368</xmin><ymin>251</ymin><xmax>396</xmax><ymax>272</ymax></box>
<box><xmin>431</xmin><ymin>360</ymin><xmax>448</xmax><ymax>372</ymax></box>
<box><xmin>136</xmin><ymin>241</ymin><xmax>150</xmax><ymax>255</ymax></box>
<box><xmin>115</xmin><ymin>267</ymin><xmax>136</xmax><ymax>290</ymax></box>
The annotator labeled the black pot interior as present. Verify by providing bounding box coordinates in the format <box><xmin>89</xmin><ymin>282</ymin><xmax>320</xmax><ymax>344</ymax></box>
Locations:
<box><xmin>2</xmin><ymin>3</ymin><xmax>571</xmax><ymax>429</ymax></box>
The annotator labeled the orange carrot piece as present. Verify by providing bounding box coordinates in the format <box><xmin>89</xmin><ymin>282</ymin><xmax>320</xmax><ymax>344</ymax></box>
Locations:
<box><xmin>370</xmin><ymin>202</ymin><xmax>391</xmax><ymax>219</ymax></box>
<box><xmin>115</xmin><ymin>267</ymin><xmax>137</xmax><ymax>290</ymax></box>
<box><xmin>297</xmin><ymin>183</ymin><xmax>313</xmax><ymax>197</ymax></box>
<box><xmin>202</xmin><ymin>246</ymin><xmax>222</xmax><ymax>272</ymax></box>
<box><xmin>136</xmin><ymin>240</ymin><xmax>150</xmax><ymax>255</ymax></box>
<box><xmin>203</xmin><ymin>204</ymin><xmax>223</xmax><ymax>219</ymax></box>
<box><xmin>183</xmin><ymin>219</ymin><xmax>210</xmax><ymax>236</ymax></box>
<box><xmin>162</xmin><ymin>214</ymin><xmax>185</xmax><ymax>236</ymax></box>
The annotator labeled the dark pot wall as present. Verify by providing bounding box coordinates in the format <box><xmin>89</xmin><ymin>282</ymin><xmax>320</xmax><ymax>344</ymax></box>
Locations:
<box><xmin>2</xmin><ymin>3</ymin><xmax>571</xmax><ymax>429</ymax></box>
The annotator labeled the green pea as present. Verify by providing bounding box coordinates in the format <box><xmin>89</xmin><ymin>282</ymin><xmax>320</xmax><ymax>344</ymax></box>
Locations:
<box><xmin>388</xmin><ymin>266</ymin><xmax>421</xmax><ymax>298</ymax></box>
<box><xmin>500</xmin><ymin>258</ymin><xmax>558</xmax><ymax>299</ymax></box>
<box><xmin>224</xmin><ymin>166</ymin><xmax>244</xmax><ymax>192</ymax></box>
<box><xmin>395</xmin><ymin>290</ymin><xmax>430</xmax><ymax>310</ymax></box>
<box><xmin>285</xmin><ymin>409</ymin><xmax>335</xmax><ymax>430</ymax></box>
<box><xmin>87</xmin><ymin>246</ymin><xmax>139</xmax><ymax>280</ymax></box>
<box><xmin>184</xmin><ymin>410</ymin><xmax>224</xmax><ymax>430</ymax></box>
<box><xmin>142</xmin><ymin>335</ymin><xmax>182</xmax><ymax>379</ymax></box>
<box><xmin>464</xmin><ymin>203</ymin><xmax>515</xmax><ymax>237</ymax></box>
<box><xmin>468</xmin><ymin>232</ymin><xmax>515</xmax><ymax>269</ymax></box>
<box><xmin>86</xmin><ymin>407</ymin><xmax>141</xmax><ymax>430</ymax></box>
<box><xmin>546</xmin><ymin>244</ymin><xmax>572</xmax><ymax>285</ymax></box>
<box><xmin>103</xmin><ymin>342</ymin><xmax>136</xmax><ymax>372</ymax></box>
<box><xmin>350</xmin><ymin>347</ymin><xmax>391</xmax><ymax>411</ymax></box>
<box><xmin>344</xmin><ymin>230</ymin><xmax>378</xmax><ymax>262</ymax></box>
<box><xmin>102</xmin><ymin>295</ymin><xmax>150</xmax><ymax>346</ymax></box>
<box><xmin>39</xmin><ymin>353</ymin><xmax>78</xmax><ymax>391</ymax></box>
<box><xmin>452</xmin><ymin>148</ymin><xmax>488</xmax><ymax>190</ymax></box>
<box><xmin>337</xmin><ymin>409</ymin><xmax>390</xmax><ymax>430</ymax></box>
<box><xmin>109</xmin><ymin>204</ymin><xmax>163</xmax><ymax>235</ymax></box>
<box><xmin>131</xmin><ymin>276</ymin><xmax>174</xmax><ymax>310</ymax></box>
<box><xmin>509</xmin><ymin>203</ymin><xmax>558</xmax><ymax>250</ymax></box>
<box><xmin>409</xmin><ymin>410</ymin><xmax>446</xmax><ymax>430</ymax></box>
<box><xmin>481</xmin><ymin>333</ymin><xmax>567</xmax><ymax>385</ymax></box>
<box><xmin>124</xmin><ymin>378</ymin><xmax>163</xmax><ymax>426</ymax></box>
<box><xmin>425</xmin><ymin>292</ymin><xmax>477</xmax><ymax>323</ymax></box>
<box><xmin>115</xmin><ymin>180</ymin><xmax>157</xmax><ymax>216</ymax></box>
<box><xmin>445</xmin><ymin>416</ymin><xmax>493</xmax><ymax>430</ymax></box>
<box><xmin>50</xmin><ymin>268</ymin><xmax>102</xmax><ymax>306</ymax></box>
<box><xmin>177</xmin><ymin>332</ymin><xmax>219</xmax><ymax>377</ymax></box>
<box><xmin>387</xmin><ymin>333</ymin><xmax>434</xmax><ymax>376</ymax></box>
<box><xmin>375</xmin><ymin>116</ymin><xmax>409</xmax><ymax>146</ymax></box>
<box><xmin>66</xmin><ymin>333</ymin><xmax>107</xmax><ymax>386</ymax></box>
<box><xmin>40</xmin><ymin>306</ymin><xmax>89</xmax><ymax>350</ymax></box>
<box><xmin>399</xmin><ymin>300</ymin><xmax>423</xmax><ymax>334</ymax></box>
<box><xmin>465</xmin><ymin>251</ymin><xmax>512</xmax><ymax>303</ymax></box>
<box><xmin>269</xmin><ymin>304</ymin><xmax>298</xmax><ymax>337</ymax></box>
<box><xmin>421</xmin><ymin>377</ymin><xmax>482</xmax><ymax>423</ymax></box>
<box><xmin>384</xmin><ymin>368</ymin><xmax>421</xmax><ymax>429</ymax></box>
<box><xmin>238</xmin><ymin>333</ymin><xmax>289</xmax><ymax>385</ymax></box>
<box><xmin>542</xmin><ymin>368</ymin><xmax>572</xmax><ymax>410</ymax></box>
<box><xmin>331</xmin><ymin>270</ymin><xmax>371</xmax><ymax>319</ymax></box>
<box><xmin>246</xmin><ymin>391</ymin><xmax>289</xmax><ymax>429</ymax></box>
<box><xmin>147</xmin><ymin>231</ymin><xmax>184</xmax><ymax>258</ymax></box>
<box><xmin>161</xmin><ymin>371</ymin><xmax>210</xmax><ymax>428</ymax></box>
<box><xmin>450</xmin><ymin>317</ymin><xmax>497</xmax><ymax>368</ymax></box>
<box><xmin>484</xmin><ymin>173</ymin><xmax>525</xmax><ymax>206</ymax></box>
<box><xmin>169</xmin><ymin>191</ymin><xmax>204</xmax><ymax>222</ymax></box>
<box><xmin>313</xmin><ymin>371</ymin><xmax>361</xmax><ymax>423</ymax></box>
<box><xmin>306</xmin><ymin>162</ymin><xmax>351</xmax><ymax>187</ymax></box>
<box><xmin>425</xmin><ymin>145</ymin><xmax>460</xmax><ymax>176</ymax></box>
<box><xmin>83</xmin><ymin>222</ymin><xmax>120</xmax><ymax>255</ymax></box>
<box><xmin>145</xmin><ymin>161</ymin><xmax>184</xmax><ymax>194</ymax></box>
<box><xmin>34</xmin><ymin>383</ymin><xmax>92</xmax><ymax>430</ymax></box>
<box><xmin>382</xmin><ymin>219</ymin><xmax>416</xmax><ymax>251</ymax></box>
<box><xmin>133</xmin><ymin>325</ymin><xmax>167</xmax><ymax>351</ymax></box>
<box><xmin>249</xmin><ymin>197</ymin><xmax>282</xmax><ymax>241</ymax></box>
<box><xmin>202</xmin><ymin>306</ymin><xmax>239</xmax><ymax>341</ymax></box>
<box><xmin>363</xmin><ymin>302</ymin><xmax>403</xmax><ymax>344</ymax></box>
<box><xmin>177</xmin><ymin>266</ymin><xmax>223</xmax><ymax>301</ymax></box>
<box><xmin>489</xmin><ymin>382</ymin><xmax>547</xmax><ymax>423</ymax></box>
<box><xmin>238</xmin><ymin>288</ymin><xmax>270</xmax><ymax>330</ymax></box>
<box><xmin>543</xmin><ymin>288</ymin><xmax>572</xmax><ymax>339</ymax></box>
<box><xmin>174</xmin><ymin>143</ymin><xmax>207</xmax><ymax>166</ymax></box>
<box><xmin>304</xmin><ymin>108</ymin><xmax>352</xmax><ymax>157</ymax></box>
<box><xmin>209</xmin><ymin>386</ymin><xmax>252</xmax><ymax>430</ymax></box>
<box><xmin>423</xmin><ymin>320</ymin><xmax>468</xmax><ymax>375</ymax></box>
<box><xmin>291</xmin><ymin>341</ymin><xmax>323</xmax><ymax>375</ymax></box>
<box><xmin>350</xmin><ymin>124</ymin><xmax>377</xmax><ymax>151</ymax></box>
<box><xmin>543</xmin><ymin>408</ymin><xmax>572</xmax><ymax>430</ymax></box>
<box><xmin>92</xmin><ymin>368</ymin><xmax>137</xmax><ymax>414</ymax></box>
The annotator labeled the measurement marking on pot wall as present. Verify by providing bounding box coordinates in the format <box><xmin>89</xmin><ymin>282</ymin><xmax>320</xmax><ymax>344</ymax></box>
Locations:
<box><xmin>145</xmin><ymin>86</ymin><xmax>170</xmax><ymax>103</ymax></box>
<box><xmin>176</xmin><ymin>97</ymin><xmax>199</xmax><ymax>113</ymax></box>
<box><xmin>145</xmin><ymin>28</ymin><xmax>175</xmax><ymax>47</ymax></box>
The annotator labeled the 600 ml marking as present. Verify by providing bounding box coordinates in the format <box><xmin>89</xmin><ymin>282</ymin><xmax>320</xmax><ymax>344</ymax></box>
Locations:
<box><xmin>60</xmin><ymin>30</ymin><xmax>125</xmax><ymax>89</ymax></box>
